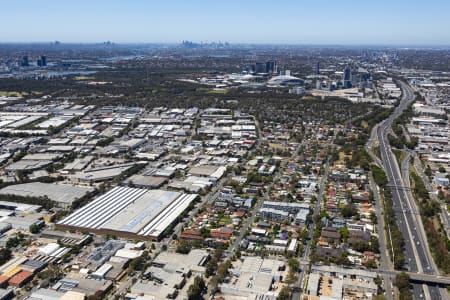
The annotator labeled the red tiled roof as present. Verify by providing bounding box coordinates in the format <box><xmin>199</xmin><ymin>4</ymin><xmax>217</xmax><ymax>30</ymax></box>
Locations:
<box><xmin>8</xmin><ymin>271</ymin><xmax>33</xmax><ymax>286</ymax></box>
<box><xmin>0</xmin><ymin>275</ymin><xmax>9</xmax><ymax>286</ymax></box>
<box><xmin>180</xmin><ymin>229</ymin><xmax>202</xmax><ymax>240</ymax></box>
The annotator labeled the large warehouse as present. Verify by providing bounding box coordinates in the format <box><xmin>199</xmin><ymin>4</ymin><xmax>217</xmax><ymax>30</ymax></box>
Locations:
<box><xmin>0</xmin><ymin>182</ymin><xmax>95</xmax><ymax>209</ymax></box>
<box><xmin>57</xmin><ymin>187</ymin><xmax>198</xmax><ymax>240</ymax></box>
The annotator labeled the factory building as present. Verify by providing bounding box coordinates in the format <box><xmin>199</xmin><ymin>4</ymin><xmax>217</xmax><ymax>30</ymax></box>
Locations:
<box><xmin>57</xmin><ymin>187</ymin><xmax>198</xmax><ymax>241</ymax></box>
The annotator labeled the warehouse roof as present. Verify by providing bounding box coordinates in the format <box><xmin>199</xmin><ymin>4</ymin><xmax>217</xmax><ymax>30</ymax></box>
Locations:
<box><xmin>0</xmin><ymin>201</ymin><xmax>41</xmax><ymax>213</ymax></box>
<box><xmin>0</xmin><ymin>183</ymin><xmax>94</xmax><ymax>207</ymax></box>
<box><xmin>152</xmin><ymin>249</ymin><xmax>208</xmax><ymax>273</ymax></box>
<box><xmin>22</xmin><ymin>153</ymin><xmax>63</xmax><ymax>161</ymax></box>
<box><xmin>29</xmin><ymin>288</ymin><xmax>65</xmax><ymax>300</ymax></box>
<box><xmin>60</xmin><ymin>291</ymin><xmax>85</xmax><ymax>300</ymax></box>
<box><xmin>145</xmin><ymin>266</ymin><xmax>184</xmax><ymax>287</ymax></box>
<box><xmin>5</xmin><ymin>159</ymin><xmax>52</xmax><ymax>171</ymax></box>
<box><xmin>131</xmin><ymin>280</ymin><xmax>175</xmax><ymax>299</ymax></box>
<box><xmin>73</xmin><ymin>163</ymin><xmax>137</xmax><ymax>182</ymax></box>
<box><xmin>102</xmin><ymin>189</ymin><xmax>179</xmax><ymax>233</ymax></box>
<box><xmin>58</xmin><ymin>187</ymin><xmax>197</xmax><ymax>239</ymax></box>
<box><xmin>188</xmin><ymin>165</ymin><xmax>226</xmax><ymax>178</ymax></box>
<box><xmin>121</xmin><ymin>175</ymin><xmax>167</xmax><ymax>188</ymax></box>
<box><xmin>8</xmin><ymin>271</ymin><xmax>33</xmax><ymax>285</ymax></box>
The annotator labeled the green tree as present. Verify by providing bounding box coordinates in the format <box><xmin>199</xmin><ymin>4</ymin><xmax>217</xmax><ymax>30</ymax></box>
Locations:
<box><xmin>372</xmin><ymin>165</ymin><xmax>388</xmax><ymax>188</ymax></box>
<box><xmin>395</xmin><ymin>272</ymin><xmax>413</xmax><ymax>300</ymax></box>
<box><xmin>370</xmin><ymin>236</ymin><xmax>380</xmax><ymax>253</ymax></box>
<box><xmin>187</xmin><ymin>276</ymin><xmax>205</xmax><ymax>300</ymax></box>
<box><xmin>29</xmin><ymin>223</ymin><xmax>42</xmax><ymax>234</ymax></box>
<box><xmin>272</xmin><ymin>223</ymin><xmax>280</xmax><ymax>233</ymax></box>
<box><xmin>200</xmin><ymin>227</ymin><xmax>210</xmax><ymax>238</ymax></box>
<box><xmin>37</xmin><ymin>265</ymin><xmax>63</xmax><ymax>283</ymax></box>
<box><xmin>287</xmin><ymin>257</ymin><xmax>300</xmax><ymax>271</ymax></box>
<box><xmin>129</xmin><ymin>256</ymin><xmax>145</xmax><ymax>271</ymax></box>
<box><xmin>277</xmin><ymin>286</ymin><xmax>292</xmax><ymax>300</ymax></box>
<box><xmin>341</xmin><ymin>203</ymin><xmax>358</xmax><ymax>218</ymax></box>
<box><xmin>176</xmin><ymin>240</ymin><xmax>192</xmax><ymax>254</ymax></box>
<box><xmin>425</xmin><ymin>165</ymin><xmax>432</xmax><ymax>177</ymax></box>
<box><xmin>0</xmin><ymin>248</ymin><xmax>12</xmax><ymax>265</ymax></box>
<box><xmin>339</xmin><ymin>227</ymin><xmax>349</xmax><ymax>242</ymax></box>
<box><xmin>363</xmin><ymin>259</ymin><xmax>377</xmax><ymax>269</ymax></box>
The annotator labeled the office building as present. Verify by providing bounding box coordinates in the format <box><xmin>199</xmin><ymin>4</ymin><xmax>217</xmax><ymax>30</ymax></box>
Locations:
<box><xmin>265</xmin><ymin>60</ymin><xmax>277</xmax><ymax>74</ymax></box>
<box><xmin>343</xmin><ymin>66</ymin><xmax>352</xmax><ymax>88</ymax></box>
<box><xmin>255</xmin><ymin>62</ymin><xmax>266</xmax><ymax>73</ymax></box>
<box><xmin>21</xmin><ymin>56</ymin><xmax>29</xmax><ymax>67</ymax></box>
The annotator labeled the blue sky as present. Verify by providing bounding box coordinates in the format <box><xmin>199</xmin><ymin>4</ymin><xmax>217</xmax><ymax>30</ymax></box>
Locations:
<box><xmin>1</xmin><ymin>0</ymin><xmax>449</xmax><ymax>45</ymax></box>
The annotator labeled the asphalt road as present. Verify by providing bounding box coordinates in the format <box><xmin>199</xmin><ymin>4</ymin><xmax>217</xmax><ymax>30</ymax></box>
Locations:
<box><xmin>369</xmin><ymin>174</ymin><xmax>394</xmax><ymax>300</ymax></box>
<box><xmin>376</xmin><ymin>81</ymin><xmax>442</xmax><ymax>300</ymax></box>
<box><xmin>292</xmin><ymin>133</ymin><xmax>335</xmax><ymax>300</ymax></box>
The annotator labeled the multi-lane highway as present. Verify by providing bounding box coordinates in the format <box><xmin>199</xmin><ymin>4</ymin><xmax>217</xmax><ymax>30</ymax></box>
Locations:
<box><xmin>369</xmin><ymin>174</ymin><xmax>394</xmax><ymax>300</ymax></box>
<box><xmin>375</xmin><ymin>80</ymin><xmax>445</xmax><ymax>300</ymax></box>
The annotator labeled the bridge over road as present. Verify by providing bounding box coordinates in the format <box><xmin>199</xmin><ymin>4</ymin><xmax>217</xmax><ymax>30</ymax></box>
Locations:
<box><xmin>379</xmin><ymin>269</ymin><xmax>450</xmax><ymax>286</ymax></box>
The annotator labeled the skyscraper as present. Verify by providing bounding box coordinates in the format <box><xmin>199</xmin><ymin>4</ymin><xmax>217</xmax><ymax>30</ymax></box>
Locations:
<box><xmin>41</xmin><ymin>55</ymin><xmax>47</xmax><ymax>66</ymax></box>
<box><xmin>265</xmin><ymin>61</ymin><xmax>277</xmax><ymax>74</ymax></box>
<box><xmin>343</xmin><ymin>66</ymin><xmax>352</xmax><ymax>89</ymax></box>
<box><xmin>21</xmin><ymin>56</ymin><xmax>29</xmax><ymax>67</ymax></box>
<box><xmin>255</xmin><ymin>62</ymin><xmax>265</xmax><ymax>73</ymax></box>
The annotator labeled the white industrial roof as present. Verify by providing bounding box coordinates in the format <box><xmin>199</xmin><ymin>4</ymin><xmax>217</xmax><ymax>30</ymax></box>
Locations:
<box><xmin>58</xmin><ymin>187</ymin><xmax>197</xmax><ymax>239</ymax></box>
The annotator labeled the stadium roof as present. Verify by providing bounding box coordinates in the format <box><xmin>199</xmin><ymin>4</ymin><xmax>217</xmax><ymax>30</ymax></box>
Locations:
<box><xmin>267</xmin><ymin>74</ymin><xmax>303</xmax><ymax>85</ymax></box>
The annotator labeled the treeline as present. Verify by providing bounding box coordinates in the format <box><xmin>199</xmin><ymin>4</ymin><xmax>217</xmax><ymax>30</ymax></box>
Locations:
<box><xmin>209</xmin><ymin>259</ymin><xmax>232</xmax><ymax>294</ymax></box>
<box><xmin>424</xmin><ymin>218</ymin><xmax>450</xmax><ymax>273</ymax></box>
<box><xmin>410</xmin><ymin>171</ymin><xmax>450</xmax><ymax>273</ymax></box>
<box><xmin>361</xmin><ymin>107</ymin><xmax>394</xmax><ymax>128</ymax></box>
<box><xmin>0</xmin><ymin>173</ymin><xmax>64</xmax><ymax>190</ymax></box>
<box><xmin>392</xmin><ymin>103</ymin><xmax>415</xmax><ymax>133</ymax></box>
<box><xmin>410</xmin><ymin>172</ymin><xmax>440</xmax><ymax>217</ymax></box>
<box><xmin>0</xmin><ymin>194</ymin><xmax>57</xmax><ymax>210</ymax></box>
<box><xmin>395</xmin><ymin>272</ymin><xmax>413</xmax><ymax>300</ymax></box>
<box><xmin>383</xmin><ymin>189</ymin><xmax>406</xmax><ymax>269</ymax></box>
<box><xmin>71</xmin><ymin>190</ymin><xmax>98</xmax><ymax>210</ymax></box>
<box><xmin>390</xmin><ymin>104</ymin><xmax>419</xmax><ymax>150</ymax></box>
<box><xmin>0</xmin><ymin>248</ymin><xmax>11</xmax><ymax>265</ymax></box>
<box><xmin>343</xmin><ymin>146</ymin><xmax>372</xmax><ymax>170</ymax></box>
<box><xmin>388</xmin><ymin>133</ymin><xmax>418</xmax><ymax>150</ymax></box>
<box><xmin>372</xmin><ymin>165</ymin><xmax>405</xmax><ymax>269</ymax></box>
<box><xmin>205</xmin><ymin>248</ymin><xmax>223</xmax><ymax>278</ymax></box>
<box><xmin>372</xmin><ymin>165</ymin><xmax>388</xmax><ymax>188</ymax></box>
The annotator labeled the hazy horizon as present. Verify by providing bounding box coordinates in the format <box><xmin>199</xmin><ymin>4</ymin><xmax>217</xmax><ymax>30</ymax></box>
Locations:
<box><xmin>1</xmin><ymin>0</ymin><xmax>449</xmax><ymax>45</ymax></box>
<box><xmin>2</xmin><ymin>42</ymin><xmax>450</xmax><ymax>48</ymax></box>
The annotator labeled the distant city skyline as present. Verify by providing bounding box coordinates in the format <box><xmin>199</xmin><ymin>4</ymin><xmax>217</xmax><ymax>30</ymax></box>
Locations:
<box><xmin>1</xmin><ymin>0</ymin><xmax>450</xmax><ymax>45</ymax></box>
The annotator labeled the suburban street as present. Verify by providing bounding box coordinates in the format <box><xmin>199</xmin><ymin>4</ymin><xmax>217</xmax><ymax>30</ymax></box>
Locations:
<box><xmin>293</xmin><ymin>132</ymin><xmax>335</xmax><ymax>300</ymax></box>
